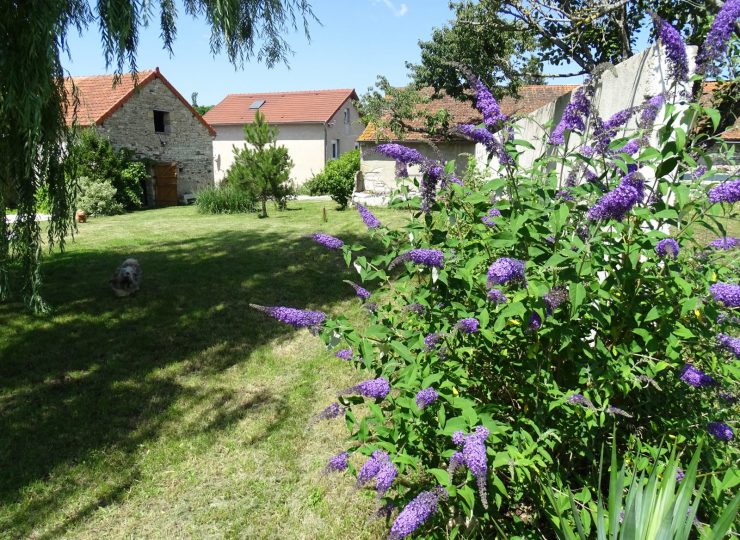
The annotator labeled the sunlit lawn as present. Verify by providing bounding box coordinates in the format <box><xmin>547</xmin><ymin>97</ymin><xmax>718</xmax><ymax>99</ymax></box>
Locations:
<box><xmin>0</xmin><ymin>201</ymin><xmax>408</xmax><ymax>539</ymax></box>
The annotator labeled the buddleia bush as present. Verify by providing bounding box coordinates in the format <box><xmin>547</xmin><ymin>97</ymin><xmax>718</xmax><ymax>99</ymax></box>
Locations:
<box><xmin>252</xmin><ymin>14</ymin><xmax>739</xmax><ymax>539</ymax></box>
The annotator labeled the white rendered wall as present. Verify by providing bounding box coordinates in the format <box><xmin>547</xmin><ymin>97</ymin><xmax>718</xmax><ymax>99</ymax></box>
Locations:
<box><xmin>212</xmin><ymin>123</ymin><xmax>326</xmax><ymax>186</ymax></box>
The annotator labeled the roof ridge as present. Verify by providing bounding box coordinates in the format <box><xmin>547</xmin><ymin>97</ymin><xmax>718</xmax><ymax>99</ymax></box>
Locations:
<box><xmin>224</xmin><ymin>88</ymin><xmax>355</xmax><ymax>97</ymax></box>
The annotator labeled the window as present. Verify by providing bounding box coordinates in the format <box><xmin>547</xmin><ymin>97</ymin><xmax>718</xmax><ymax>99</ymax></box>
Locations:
<box><xmin>343</xmin><ymin>107</ymin><xmax>350</xmax><ymax>125</ymax></box>
<box><xmin>153</xmin><ymin>110</ymin><xmax>170</xmax><ymax>133</ymax></box>
<box><xmin>331</xmin><ymin>139</ymin><xmax>340</xmax><ymax>159</ymax></box>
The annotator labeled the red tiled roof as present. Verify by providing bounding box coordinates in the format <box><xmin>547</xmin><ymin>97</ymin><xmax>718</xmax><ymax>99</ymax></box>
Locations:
<box><xmin>64</xmin><ymin>68</ymin><xmax>216</xmax><ymax>136</ymax></box>
<box><xmin>203</xmin><ymin>89</ymin><xmax>359</xmax><ymax>125</ymax></box>
<box><xmin>358</xmin><ymin>85</ymin><xmax>579</xmax><ymax>142</ymax></box>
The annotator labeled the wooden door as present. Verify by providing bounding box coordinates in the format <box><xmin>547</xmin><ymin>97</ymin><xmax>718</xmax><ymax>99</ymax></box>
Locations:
<box><xmin>153</xmin><ymin>163</ymin><xmax>178</xmax><ymax>207</ymax></box>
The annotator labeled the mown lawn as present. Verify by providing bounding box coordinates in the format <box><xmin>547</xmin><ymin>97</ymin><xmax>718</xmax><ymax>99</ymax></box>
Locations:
<box><xmin>0</xmin><ymin>202</ymin><xmax>408</xmax><ymax>539</ymax></box>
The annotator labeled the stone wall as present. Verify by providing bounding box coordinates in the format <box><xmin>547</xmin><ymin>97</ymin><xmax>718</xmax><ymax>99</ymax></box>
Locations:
<box><xmin>97</xmin><ymin>77</ymin><xmax>214</xmax><ymax>203</ymax></box>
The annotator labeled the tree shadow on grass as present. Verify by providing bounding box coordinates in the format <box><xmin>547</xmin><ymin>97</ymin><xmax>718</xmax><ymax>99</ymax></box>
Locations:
<box><xmin>0</xmin><ymin>228</ymin><xmax>385</xmax><ymax>537</ymax></box>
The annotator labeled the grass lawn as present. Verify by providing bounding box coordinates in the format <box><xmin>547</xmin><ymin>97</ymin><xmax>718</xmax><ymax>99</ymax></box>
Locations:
<box><xmin>0</xmin><ymin>201</ymin><xmax>409</xmax><ymax>539</ymax></box>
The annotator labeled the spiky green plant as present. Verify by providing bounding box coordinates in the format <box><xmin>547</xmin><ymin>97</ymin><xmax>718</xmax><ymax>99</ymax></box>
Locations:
<box><xmin>545</xmin><ymin>444</ymin><xmax>740</xmax><ymax>539</ymax></box>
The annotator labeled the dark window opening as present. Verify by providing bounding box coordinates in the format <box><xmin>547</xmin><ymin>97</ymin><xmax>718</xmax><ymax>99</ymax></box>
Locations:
<box><xmin>154</xmin><ymin>110</ymin><xmax>170</xmax><ymax>133</ymax></box>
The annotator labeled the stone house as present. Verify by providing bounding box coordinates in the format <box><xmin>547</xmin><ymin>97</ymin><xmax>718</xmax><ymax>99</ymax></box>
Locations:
<box><xmin>357</xmin><ymin>85</ymin><xmax>577</xmax><ymax>194</ymax></box>
<box><xmin>64</xmin><ymin>68</ymin><xmax>215</xmax><ymax>206</ymax></box>
<box><xmin>204</xmin><ymin>89</ymin><xmax>364</xmax><ymax>186</ymax></box>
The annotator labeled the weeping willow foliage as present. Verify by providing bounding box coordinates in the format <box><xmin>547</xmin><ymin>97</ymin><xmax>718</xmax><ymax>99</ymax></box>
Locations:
<box><xmin>0</xmin><ymin>0</ymin><xmax>314</xmax><ymax>311</ymax></box>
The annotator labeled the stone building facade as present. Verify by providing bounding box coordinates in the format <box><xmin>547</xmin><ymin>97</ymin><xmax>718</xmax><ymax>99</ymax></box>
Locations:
<box><xmin>65</xmin><ymin>68</ymin><xmax>215</xmax><ymax>206</ymax></box>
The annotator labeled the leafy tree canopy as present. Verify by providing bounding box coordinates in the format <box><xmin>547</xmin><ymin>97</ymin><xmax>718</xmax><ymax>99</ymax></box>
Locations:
<box><xmin>0</xmin><ymin>0</ymin><xmax>315</xmax><ymax>310</ymax></box>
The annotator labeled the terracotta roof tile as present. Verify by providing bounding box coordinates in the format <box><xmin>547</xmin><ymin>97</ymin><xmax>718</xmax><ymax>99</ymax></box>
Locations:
<box><xmin>358</xmin><ymin>85</ymin><xmax>578</xmax><ymax>142</ymax></box>
<box><xmin>203</xmin><ymin>89</ymin><xmax>358</xmax><ymax>125</ymax></box>
<box><xmin>64</xmin><ymin>69</ymin><xmax>215</xmax><ymax>136</ymax></box>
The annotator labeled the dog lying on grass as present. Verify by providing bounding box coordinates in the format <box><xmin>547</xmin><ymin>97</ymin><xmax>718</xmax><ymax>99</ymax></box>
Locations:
<box><xmin>110</xmin><ymin>258</ymin><xmax>141</xmax><ymax>297</ymax></box>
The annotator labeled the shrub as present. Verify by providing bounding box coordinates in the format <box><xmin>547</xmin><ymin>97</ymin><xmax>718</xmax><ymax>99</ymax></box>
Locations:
<box><xmin>253</xmin><ymin>30</ymin><xmax>739</xmax><ymax>540</ymax></box>
<box><xmin>76</xmin><ymin>176</ymin><xmax>124</xmax><ymax>216</ymax></box>
<box><xmin>66</xmin><ymin>129</ymin><xmax>145</xmax><ymax>210</ymax></box>
<box><xmin>304</xmin><ymin>149</ymin><xmax>359</xmax><ymax>209</ymax></box>
<box><xmin>195</xmin><ymin>185</ymin><xmax>256</xmax><ymax>214</ymax></box>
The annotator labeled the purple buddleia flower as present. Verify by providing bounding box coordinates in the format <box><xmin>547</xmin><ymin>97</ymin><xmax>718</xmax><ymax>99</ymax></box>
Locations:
<box><xmin>717</xmin><ymin>333</ymin><xmax>740</xmax><ymax>358</ymax></box>
<box><xmin>487</xmin><ymin>257</ymin><xmax>526</xmax><ymax>286</ymax></box>
<box><xmin>568</xmin><ymin>393</ymin><xmax>596</xmax><ymax>410</ymax></box>
<box><xmin>250</xmin><ymin>304</ymin><xmax>326</xmax><ymax>329</ymax></box>
<box><xmin>335</xmin><ymin>348</ymin><xmax>353</xmax><ymax>361</ymax></box>
<box><xmin>707</xmin><ymin>421</ymin><xmax>734</xmax><ymax>441</ymax></box>
<box><xmin>606</xmin><ymin>405</ymin><xmax>633</xmax><ymax>418</ymax></box>
<box><xmin>309</xmin><ymin>233</ymin><xmax>344</xmax><ymax>250</ymax></box>
<box><xmin>556</xmin><ymin>189</ymin><xmax>574</xmax><ymax>201</ymax></box>
<box><xmin>638</xmin><ymin>94</ymin><xmax>664</xmax><ymax>130</ymax></box>
<box><xmin>310</xmin><ymin>402</ymin><xmax>346</xmax><ymax>425</ymax></box>
<box><xmin>324</xmin><ymin>451</ymin><xmax>350</xmax><ymax>473</ymax></box>
<box><xmin>657</xmin><ymin>18</ymin><xmax>689</xmax><ymax>82</ymax></box>
<box><xmin>545</xmin><ymin>235</ymin><xmax>556</xmax><ymax>244</ymax></box>
<box><xmin>550</xmin><ymin>87</ymin><xmax>590</xmax><ymax>144</ymax></box>
<box><xmin>343</xmin><ymin>377</ymin><xmax>391</xmax><ymax>400</ymax></box>
<box><xmin>693</xmin><ymin>166</ymin><xmax>708</xmax><ymax>179</ymax></box>
<box><xmin>708</xmin><ymin>179</ymin><xmax>740</xmax><ymax>204</ymax></box>
<box><xmin>710</xmin><ymin>282</ymin><xmax>740</xmax><ymax>307</ymax></box>
<box><xmin>458</xmin><ymin>124</ymin><xmax>512</xmax><ymax>165</ymax></box>
<box><xmin>584</xmin><ymin>168</ymin><xmax>598</xmax><ymax>183</ymax></box>
<box><xmin>472</xmin><ymin>78</ymin><xmax>507</xmax><ymax>127</ymax></box>
<box><xmin>481</xmin><ymin>207</ymin><xmax>502</xmax><ymax>227</ymax></box>
<box><xmin>375</xmin><ymin>459</ymin><xmax>398</xmax><ymax>496</ymax></box>
<box><xmin>357</xmin><ymin>450</ymin><xmax>388</xmax><ymax>486</ymax></box>
<box><xmin>592</xmin><ymin>108</ymin><xmax>636</xmax><ymax>154</ymax></box>
<box><xmin>655</xmin><ymin>238</ymin><xmax>680</xmax><ymax>260</ymax></box>
<box><xmin>356</xmin><ymin>203</ymin><xmax>382</xmax><ymax>229</ymax></box>
<box><xmin>389</xmin><ymin>487</ymin><xmax>447</xmax><ymax>540</ymax></box>
<box><xmin>676</xmin><ymin>467</ymin><xmax>685</xmax><ymax>482</ymax></box>
<box><xmin>528</xmin><ymin>312</ymin><xmax>542</xmax><ymax>331</ymax></box>
<box><xmin>389</xmin><ymin>248</ymin><xmax>444</xmax><ymax>270</ymax></box>
<box><xmin>544</xmin><ymin>286</ymin><xmax>568</xmax><ymax>314</ymax></box>
<box><xmin>345</xmin><ymin>280</ymin><xmax>371</xmax><ymax>300</ymax></box>
<box><xmin>487</xmin><ymin>289</ymin><xmax>508</xmax><ymax>304</ymax></box>
<box><xmin>581</xmin><ymin>144</ymin><xmax>595</xmax><ymax>157</ymax></box>
<box><xmin>420</xmin><ymin>164</ymin><xmax>443</xmax><ymax>213</ymax></box>
<box><xmin>450</xmin><ymin>426</ymin><xmax>490</xmax><ymax>508</ymax></box>
<box><xmin>587</xmin><ymin>172</ymin><xmax>645</xmax><ymax>221</ymax></box>
<box><xmin>708</xmin><ymin>237</ymin><xmax>739</xmax><ymax>250</ymax></box>
<box><xmin>404</xmin><ymin>303</ymin><xmax>424</xmax><ymax>314</ymax></box>
<box><xmin>456</xmin><ymin>318</ymin><xmax>479</xmax><ymax>334</ymax></box>
<box><xmin>415</xmin><ymin>387</ymin><xmax>439</xmax><ymax>409</ymax></box>
<box><xmin>395</xmin><ymin>160</ymin><xmax>409</xmax><ymax>179</ymax></box>
<box><xmin>448</xmin><ymin>451</ymin><xmax>465</xmax><ymax>475</ymax></box>
<box><xmin>696</xmin><ymin>0</ymin><xmax>740</xmax><ymax>75</ymax></box>
<box><xmin>424</xmin><ymin>332</ymin><xmax>442</xmax><ymax>351</ymax></box>
<box><xmin>717</xmin><ymin>312</ymin><xmax>740</xmax><ymax>325</ymax></box>
<box><xmin>619</xmin><ymin>139</ymin><xmax>641</xmax><ymax>155</ymax></box>
<box><xmin>375</xmin><ymin>143</ymin><xmax>426</xmax><ymax>165</ymax></box>
<box><xmin>680</xmin><ymin>364</ymin><xmax>717</xmax><ymax>388</ymax></box>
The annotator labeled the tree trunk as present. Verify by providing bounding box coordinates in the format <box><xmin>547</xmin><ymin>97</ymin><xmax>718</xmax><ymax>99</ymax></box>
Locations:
<box><xmin>261</xmin><ymin>196</ymin><xmax>268</xmax><ymax>218</ymax></box>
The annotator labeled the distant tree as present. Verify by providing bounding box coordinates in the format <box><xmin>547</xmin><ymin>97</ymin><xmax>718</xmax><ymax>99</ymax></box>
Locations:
<box><xmin>194</xmin><ymin>105</ymin><xmax>214</xmax><ymax>116</ymax></box>
<box><xmin>224</xmin><ymin>111</ymin><xmax>293</xmax><ymax>218</ymax></box>
<box><xmin>0</xmin><ymin>0</ymin><xmax>315</xmax><ymax>310</ymax></box>
<box><xmin>407</xmin><ymin>0</ymin><xmax>542</xmax><ymax>102</ymax></box>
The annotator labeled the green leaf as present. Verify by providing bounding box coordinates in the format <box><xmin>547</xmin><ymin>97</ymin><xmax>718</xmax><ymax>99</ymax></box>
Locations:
<box><xmin>569</xmin><ymin>283</ymin><xmax>587</xmax><ymax>317</ymax></box>
<box><xmin>428</xmin><ymin>468</ymin><xmax>451</xmax><ymax>487</ymax></box>
<box><xmin>703</xmin><ymin>107</ymin><xmax>721</xmax><ymax>131</ymax></box>
<box><xmin>390</xmin><ymin>341</ymin><xmax>416</xmax><ymax>362</ymax></box>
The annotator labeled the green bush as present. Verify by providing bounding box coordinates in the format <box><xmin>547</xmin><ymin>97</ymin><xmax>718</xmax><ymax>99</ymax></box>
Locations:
<box><xmin>257</xmin><ymin>74</ymin><xmax>739</xmax><ymax>536</ymax></box>
<box><xmin>76</xmin><ymin>176</ymin><xmax>124</xmax><ymax>216</ymax></box>
<box><xmin>304</xmin><ymin>148</ymin><xmax>359</xmax><ymax>209</ymax></box>
<box><xmin>195</xmin><ymin>185</ymin><xmax>256</xmax><ymax>214</ymax></box>
<box><xmin>67</xmin><ymin>129</ymin><xmax>145</xmax><ymax>210</ymax></box>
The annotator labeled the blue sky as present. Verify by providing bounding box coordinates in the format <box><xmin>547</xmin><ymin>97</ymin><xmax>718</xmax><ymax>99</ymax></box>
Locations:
<box><xmin>64</xmin><ymin>0</ymin><xmax>462</xmax><ymax>106</ymax></box>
